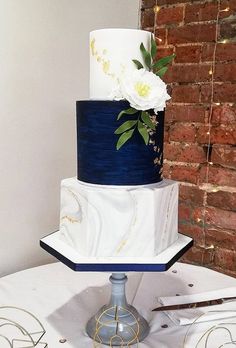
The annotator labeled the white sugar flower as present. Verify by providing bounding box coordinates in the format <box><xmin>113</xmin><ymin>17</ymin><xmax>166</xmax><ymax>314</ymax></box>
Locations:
<box><xmin>119</xmin><ymin>69</ymin><xmax>170</xmax><ymax>114</ymax></box>
<box><xmin>109</xmin><ymin>81</ymin><xmax>124</xmax><ymax>101</ymax></box>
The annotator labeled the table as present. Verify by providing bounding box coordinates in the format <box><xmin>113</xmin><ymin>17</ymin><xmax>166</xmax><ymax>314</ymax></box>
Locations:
<box><xmin>0</xmin><ymin>262</ymin><xmax>236</xmax><ymax>347</ymax></box>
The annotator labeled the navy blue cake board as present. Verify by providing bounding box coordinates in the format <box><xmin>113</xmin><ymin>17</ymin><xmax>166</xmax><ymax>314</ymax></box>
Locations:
<box><xmin>40</xmin><ymin>231</ymin><xmax>193</xmax><ymax>272</ymax></box>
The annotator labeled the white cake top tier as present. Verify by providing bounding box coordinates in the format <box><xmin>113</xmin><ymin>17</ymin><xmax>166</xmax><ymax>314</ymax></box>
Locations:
<box><xmin>89</xmin><ymin>28</ymin><xmax>152</xmax><ymax>100</ymax></box>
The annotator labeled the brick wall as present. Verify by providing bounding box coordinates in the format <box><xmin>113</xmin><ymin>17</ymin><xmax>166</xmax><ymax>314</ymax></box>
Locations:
<box><xmin>142</xmin><ymin>0</ymin><xmax>236</xmax><ymax>277</ymax></box>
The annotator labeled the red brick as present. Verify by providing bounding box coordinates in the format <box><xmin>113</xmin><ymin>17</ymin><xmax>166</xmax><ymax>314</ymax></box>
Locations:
<box><xmin>201</xmin><ymin>43</ymin><xmax>214</xmax><ymax>62</ymax></box>
<box><xmin>202</xmin><ymin>43</ymin><xmax>236</xmax><ymax>62</ymax></box>
<box><xmin>165</xmin><ymin>105</ymin><xmax>207</xmax><ymax>123</ymax></box>
<box><xmin>141</xmin><ymin>0</ymin><xmax>236</xmax><ymax>276</ymax></box>
<box><xmin>151</xmin><ymin>0</ymin><xmax>189</xmax><ymax>4</ymax></box>
<box><xmin>158</xmin><ymin>0</ymin><xmax>192</xmax><ymax>4</ymax></box>
<box><xmin>205</xmin><ymin>206</ymin><xmax>236</xmax><ymax>230</ymax></box>
<box><xmin>179</xmin><ymin>184</ymin><xmax>205</xmax><ymax>205</ymax></box>
<box><xmin>165</xmin><ymin>64</ymin><xmax>211</xmax><ymax>83</ymax></box>
<box><xmin>200</xmin><ymin>84</ymin><xmax>212</xmax><ymax>103</ymax></box>
<box><xmin>165</xmin><ymin>143</ymin><xmax>206</xmax><ymax>163</ymax></box>
<box><xmin>207</xmin><ymin>190</ymin><xmax>236</xmax><ymax>211</ymax></box>
<box><xmin>212</xmin><ymin>105</ymin><xmax>236</xmax><ymax>125</ymax></box>
<box><xmin>141</xmin><ymin>0</ymin><xmax>155</xmax><ymax>9</ymax></box>
<box><xmin>215</xmin><ymin>63</ymin><xmax>236</xmax><ymax>82</ymax></box>
<box><xmin>164</xmin><ymin>126</ymin><xmax>170</xmax><ymax>142</ymax></box>
<box><xmin>216</xmin><ymin>43</ymin><xmax>236</xmax><ymax>61</ymax></box>
<box><xmin>181</xmin><ymin>246</ymin><xmax>214</xmax><ymax>265</ymax></box>
<box><xmin>224</xmin><ymin>0</ymin><xmax>236</xmax><ymax>10</ymax></box>
<box><xmin>206</xmin><ymin>228</ymin><xmax>236</xmax><ymax>251</ymax></box>
<box><xmin>196</xmin><ymin>125</ymin><xmax>236</xmax><ymax>145</ymax></box>
<box><xmin>170</xmin><ymin>164</ymin><xmax>200</xmax><ymax>184</ymax></box>
<box><xmin>185</xmin><ymin>2</ymin><xmax>218</xmax><ymax>23</ymax></box>
<box><xmin>211</xmin><ymin>146</ymin><xmax>236</xmax><ymax>169</ymax></box>
<box><xmin>155</xmin><ymin>47</ymin><xmax>174</xmax><ymax>60</ymax></box>
<box><xmin>175</xmin><ymin>45</ymin><xmax>201</xmax><ymax>63</ymax></box>
<box><xmin>192</xmin><ymin>206</ymin><xmax>205</xmax><ymax>225</ymax></box>
<box><xmin>214</xmin><ymin>83</ymin><xmax>236</xmax><ymax>103</ymax></box>
<box><xmin>156</xmin><ymin>6</ymin><xmax>184</xmax><ymax>25</ymax></box>
<box><xmin>220</xmin><ymin>0</ymin><xmax>236</xmax><ymax>17</ymax></box>
<box><xmin>179</xmin><ymin>203</ymin><xmax>192</xmax><ymax>221</ymax></box>
<box><xmin>215</xmin><ymin>248</ymin><xmax>236</xmax><ymax>271</ymax></box>
<box><xmin>168</xmin><ymin>23</ymin><xmax>216</xmax><ymax>44</ymax></box>
<box><xmin>171</xmin><ymin>85</ymin><xmax>200</xmax><ymax>103</ymax></box>
<box><xmin>141</xmin><ymin>8</ymin><xmax>155</xmax><ymax>28</ymax></box>
<box><xmin>195</xmin><ymin>125</ymin><xmax>210</xmax><ymax>144</ymax></box>
<box><xmin>193</xmin><ymin>205</ymin><xmax>236</xmax><ymax>231</ymax></box>
<box><xmin>169</xmin><ymin>123</ymin><xmax>196</xmax><ymax>142</ymax></box>
<box><xmin>201</xmin><ymin>84</ymin><xmax>236</xmax><ymax>104</ymax></box>
<box><xmin>154</xmin><ymin>28</ymin><xmax>167</xmax><ymax>45</ymax></box>
<box><xmin>200</xmin><ymin>166</ymin><xmax>236</xmax><ymax>187</ymax></box>
<box><xmin>163</xmin><ymin>162</ymin><xmax>171</xmax><ymax>178</ymax></box>
<box><xmin>178</xmin><ymin>222</ymin><xmax>205</xmax><ymax>246</ymax></box>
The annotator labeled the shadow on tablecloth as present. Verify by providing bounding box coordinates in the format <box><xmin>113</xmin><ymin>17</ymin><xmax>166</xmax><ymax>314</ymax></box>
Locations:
<box><xmin>46</xmin><ymin>272</ymin><xmax>188</xmax><ymax>348</ymax></box>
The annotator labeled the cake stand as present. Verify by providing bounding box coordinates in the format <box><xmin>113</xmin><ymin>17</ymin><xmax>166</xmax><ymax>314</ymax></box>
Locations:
<box><xmin>40</xmin><ymin>231</ymin><xmax>193</xmax><ymax>346</ymax></box>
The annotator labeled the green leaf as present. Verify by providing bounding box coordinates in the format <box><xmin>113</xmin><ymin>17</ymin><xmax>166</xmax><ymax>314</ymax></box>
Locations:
<box><xmin>151</xmin><ymin>35</ymin><xmax>157</xmax><ymax>60</ymax></box>
<box><xmin>114</xmin><ymin>120</ymin><xmax>137</xmax><ymax>135</ymax></box>
<box><xmin>152</xmin><ymin>54</ymin><xmax>176</xmax><ymax>71</ymax></box>
<box><xmin>140</xmin><ymin>42</ymin><xmax>152</xmax><ymax>69</ymax></box>
<box><xmin>141</xmin><ymin>111</ymin><xmax>156</xmax><ymax>130</ymax></box>
<box><xmin>117</xmin><ymin>107</ymin><xmax>138</xmax><ymax>120</ymax></box>
<box><xmin>116</xmin><ymin>129</ymin><xmax>134</xmax><ymax>150</ymax></box>
<box><xmin>155</xmin><ymin>66</ymin><xmax>168</xmax><ymax>78</ymax></box>
<box><xmin>138</xmin><ymin>120</ymin><xmax>149</xmax><ymax>145</ymax></box>
<box><xmin>132</xmin><ymin>59</ymin><xmax>144</xmax><ymax>70</ymax></box>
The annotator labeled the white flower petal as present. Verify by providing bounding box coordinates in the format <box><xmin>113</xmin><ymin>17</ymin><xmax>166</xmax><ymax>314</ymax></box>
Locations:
<box><xmin>119</xmin><ymin>68</ymin><xmax>170</xmax><ymax>112</ymax></box>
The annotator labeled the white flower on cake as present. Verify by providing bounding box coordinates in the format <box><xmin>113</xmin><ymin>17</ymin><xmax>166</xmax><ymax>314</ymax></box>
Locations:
<box><xmin>112</xmin><ymin>36</ymin><xmax>176</xmax><ymax>150</ymax></box>
<box><xmin>119</xmin><ymin>69</ymin><xmax>170</xmax><ymax>114</ymax></box>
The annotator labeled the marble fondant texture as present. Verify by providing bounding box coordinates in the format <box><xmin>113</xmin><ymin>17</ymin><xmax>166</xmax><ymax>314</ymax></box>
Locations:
<box><xmin>90</xmin><ymin>29</ymin><xmax>152</xmax><ymax>99</ymax></box>
<box><xmin>59</xmin><ymin>178</ymin><xmax>179</xmax><ymax>257</ymax></box>
<box><xmin>77</xmin><ymin>100</ymin><xmax>164</xmax><ymax>185</ymax></box>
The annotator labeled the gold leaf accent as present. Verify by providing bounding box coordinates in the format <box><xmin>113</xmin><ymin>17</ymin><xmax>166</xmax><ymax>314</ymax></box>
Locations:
<box><xmin>116</xmin><ymin>240</ymin><xmax>127</xmax><ymax>254</ymax></box>
<box><xmin>61</xmin><ymin>215</ymin><xmax>80</xmax><ymax>223</ymax></box>
<box><xmin>90</xmin><ymin>38</ymin><xmax>96</xmax><ymax>56</ymax></box>
<box><xmin>102</xmin><ymin>60</ymin><xmax>110</xmax><ymax>74</ymax></box>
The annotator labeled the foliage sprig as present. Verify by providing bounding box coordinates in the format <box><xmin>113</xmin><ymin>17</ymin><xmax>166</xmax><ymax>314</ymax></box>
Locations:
<box><xmin>115</xmin><ymin>36</ymin><xmax>175</xmax><ymax>150</ymax></box>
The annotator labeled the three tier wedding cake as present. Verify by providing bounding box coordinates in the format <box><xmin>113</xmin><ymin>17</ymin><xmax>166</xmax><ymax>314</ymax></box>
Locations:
<box><xmin>59</xmin><ymin>28</ymin><xmax>179</xmax><ymax>258</ymax></box>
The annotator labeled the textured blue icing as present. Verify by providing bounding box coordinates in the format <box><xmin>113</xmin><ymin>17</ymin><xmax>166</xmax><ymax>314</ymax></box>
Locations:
<box><xmin>76</xmin><ymin>100</ymin><xmax>164</xmax><ymax>185</ymax></box>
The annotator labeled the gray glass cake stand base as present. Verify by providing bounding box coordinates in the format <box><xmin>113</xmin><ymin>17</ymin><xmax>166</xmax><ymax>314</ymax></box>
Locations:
<box><xmin>40</xmin><ymin>231</ymin><xmax>193</xmax><ymax>346</ymax></box>
<box><xmin>86</xmin><ymin>273</ymin><xmax>149</xmax><ymax>346</ymax></box>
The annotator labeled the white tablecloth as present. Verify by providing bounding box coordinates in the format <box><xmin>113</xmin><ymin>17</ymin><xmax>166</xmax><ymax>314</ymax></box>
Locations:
<box><xmin>0</xmin><ymin>262</ymin><xmax>236</xmax><ymax>347</ymax></box>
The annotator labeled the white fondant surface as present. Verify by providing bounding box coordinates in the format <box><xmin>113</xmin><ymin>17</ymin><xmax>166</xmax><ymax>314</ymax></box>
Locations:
<box><xmin>59</xmin><ymin>178</ymin><xmax>179</xmax><ymax>257</ymax></box>
<box><xmin>89</xmin><ymin>29</ymin><xmax>152</xmax><ymax>99</ymax></box>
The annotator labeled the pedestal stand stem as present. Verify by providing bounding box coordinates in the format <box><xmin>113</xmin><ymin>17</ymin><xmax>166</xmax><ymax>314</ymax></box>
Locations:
<box><xmin>109</xmin><ymin>273</ymin><xmax>128</xmax><ymax>308</ymax></box>
<box><xmin>86</xmin><ymin>273</ymin><xmax>149</xmax><ymax>346</ymax></box>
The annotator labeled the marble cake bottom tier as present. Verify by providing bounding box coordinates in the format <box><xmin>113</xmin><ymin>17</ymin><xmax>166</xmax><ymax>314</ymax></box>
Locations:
<box><xmin>59</xmin><ymin>178</ymin><xmax>179</xmax><ymax>258</ymax></box>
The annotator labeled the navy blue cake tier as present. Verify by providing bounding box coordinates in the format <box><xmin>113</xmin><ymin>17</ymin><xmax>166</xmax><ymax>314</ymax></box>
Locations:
<box><xmin>76</xmin><ymin>100</ymin><xmax>164</xmax><ymax>185</ymax></box>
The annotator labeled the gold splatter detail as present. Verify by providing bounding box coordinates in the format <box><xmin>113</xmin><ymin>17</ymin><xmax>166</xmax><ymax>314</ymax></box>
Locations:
<box><xmin>154</xmin><ymin>157</ymin><xmax>161</xmax><ymax>165</ymax></box>
<box><xmin>90</xmin><ymin>38</ymin><xmax>96</xmax><ymax>56</ymax></box>
<box><xmin>61</xmin><ymin>215</ymin><xmax>79</xmax><ymax>223</ymax></box>
<box><xmin>103</xmin><ymin>60</ymin><xmax>110</xmax><ymax>74</ymax></box>
<box><xmin>116</xmin><ymin>240</ymin><xmax>127</xmax><ymax>254</ymax></box>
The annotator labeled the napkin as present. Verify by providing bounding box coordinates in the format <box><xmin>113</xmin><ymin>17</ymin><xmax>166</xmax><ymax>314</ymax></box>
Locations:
<box><xmin>157</xmin><ymin>287</ymin><xmax>236</xmax><ymax>326</ymax></box>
